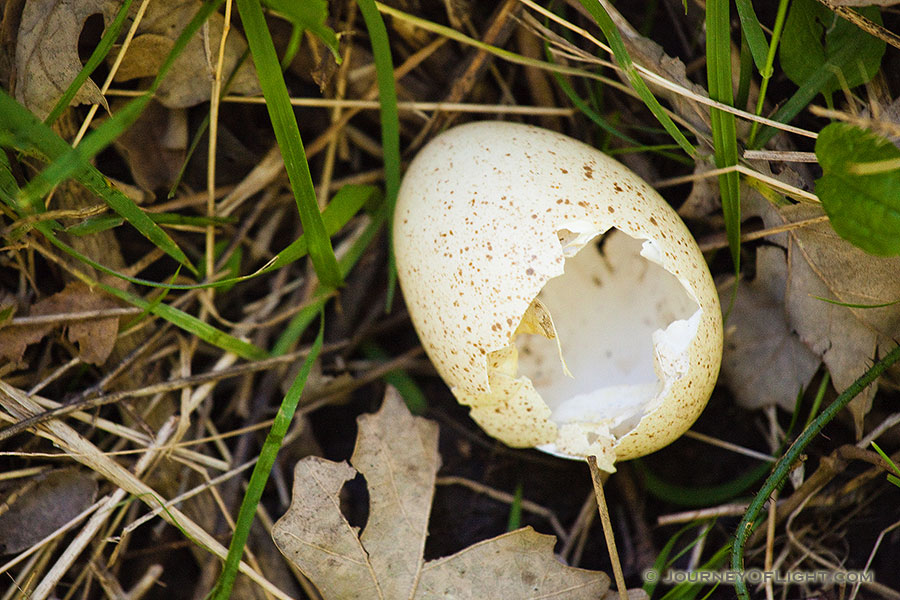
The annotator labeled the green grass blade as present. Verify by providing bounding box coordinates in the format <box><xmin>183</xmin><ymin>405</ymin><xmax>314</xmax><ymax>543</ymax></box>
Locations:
<box><xmin>506</xmin><ymin>481</ymin><xmax>524</xmax><ymax>532</ymax></box>
<box><xmin>272</xmin><ymin>204</ymin><xmax>387</xmax><ymax>355</ymax></box>
<box><xmin>731</xmin><ymin>343</ymin><xmax>900</xmax><ymax>600</ymax></box>
<box><xmin>0</xmin><ymin>90</ymin><xmax>196</xmax><ymax>272</ymax></box>
<box><xmin>576</xmin><ymin>0</ymin><xmax>696</xmax><ymax>158</ymax></box>
<box><xmin>356</xmin><ymin>0</ymin><xmax>401</xmax><ymax>310</ymax></box>
<box><xmin>706</xmin><ymin>0</ymin><xmax>741</xmax><ymax>273</ymax></box>
<box><xmin>870</xmin><ymin>441</ymin><xmax>900</xmax><ymax>486</ymax></box>
<box><xmin>635</xmin><ymin>459</ymin><xmax>772</xmax><ymax>507</ymax></box>
<box><xmin>747</xmin><ymin>0</ymin><xmax>790</xmax><ymax>145</ymax></box>
<box><xmin>212</xmin><ymin>312</ymin><xmax>325</xmax><ymax>599</ymax></box>
<box><xmin>660</xmin><ymin>543</ymin><xmax>730</xmax><ymax>600</ymax></box>
<box><xmin>644</xmin><ymin>523</ymin><xmax>708</xmax><ymax>597</ymax></box>
<box><xmin>235</xmin><ymin>0</ymin><xmax>342</xmax><ymax>288</ymax></box>
<box><xmin>262</xmin><ymin>0</ymin><xmax>340</xmax><ymax>60</ymax></box>
<box><xmin>44</xmin><ymin>0</ymin><xmax>135</xmax><ymax>125</ymax></box>
<box><xmin>90</xmin><ymin>277</ymin><xmax>268</xmax><ymax>361</ymax></box>
<box><xmin>733</xmin><ymin>0</ymin><xmax>769</xmax><ymax>72</ymax></box>
<box><xmin>736</xmin><ymin>31</ymin><xmax>753</xmax><ymax>111</ymax></box>
<box><xmin>813</xmin><ymin>296</ymin><xmax>900</xmax><ymax>309</ymax></box>
<box><xmin>29</xmin><ymin>185</ymin><xmax>374</xmax><ymax>294</ymax></box>
<box><xmin>0</xmin><ymin>149</ymin><xmax>19</xmax><ymax>203</ymax></box>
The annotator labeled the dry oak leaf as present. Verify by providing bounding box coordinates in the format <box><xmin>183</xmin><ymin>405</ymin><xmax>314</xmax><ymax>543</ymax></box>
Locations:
<box><xmin>755</xmin><ymin>199</ymin><xmax>900</xmax><ymax>432</ymax></box>
<box><xmin>0</xmin><ymin>281</ymin><xmax>121</xmax><ymax>365</ymax></box>
<box><xmin>719</xmin><ymin>246</ymin><xmax>820</xmax><ymax>411</ymax></box>
<box><xmin>110</xmin><ymin>0</ymin><xmax>259</xmax><ymax>109</ymax></box>
<box><xmin>14</xmin><ymin>0</ymin><xmax>118</xmax><ymax>119</ymax></box>
<box><xmin>272</xmin><ymin>389</ymin><xmax>610</xmax><ymax>600</ymax></box>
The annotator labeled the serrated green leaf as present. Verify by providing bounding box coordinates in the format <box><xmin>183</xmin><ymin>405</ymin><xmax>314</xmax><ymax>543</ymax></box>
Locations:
<box><xmin>815</xmin><ymin>123</ymin><xmax>900</xmax><ymax>256</ymax></box>
<box><xmin>779</xmin><ymin>0</ymin><xmax>885</xmax><ymax>96</ymax></box>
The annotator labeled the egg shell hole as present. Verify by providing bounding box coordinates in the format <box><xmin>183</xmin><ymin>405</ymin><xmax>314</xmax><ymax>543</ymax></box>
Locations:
<box><xmin>492</xmin><ymin>226</ymin><xmax>701</xmax><ymax>459</ymax></box>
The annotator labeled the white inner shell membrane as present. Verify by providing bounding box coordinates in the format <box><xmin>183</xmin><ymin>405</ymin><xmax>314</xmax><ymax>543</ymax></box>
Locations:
<box><xmin>515</xmin><ymin>228</ymin><xmax>700</xmax><ymax>442</ymax></box>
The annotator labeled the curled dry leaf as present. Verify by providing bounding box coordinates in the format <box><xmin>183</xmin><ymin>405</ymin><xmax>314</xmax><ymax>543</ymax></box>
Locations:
<box><xmin>110</xmin><ymin>0</ymin><xmax>259</xmax><ymax>109</ymax></box>
<box><xmin>750</xmin><ymin>196</ymin><xmax>900</xmax><ymax>430</ymax></box>
<box><xmin>14</xmin><ymin>0</ymin><xmax>118</xmax><ymax>119</ymax></box>
<box><xmin>0</xmin><ymin>281</ymin><xmax>121</xmax><ymax>365</ymax></box>
<box><xmin>719</xmin><ymin>246</ymin><xmax>820</xmax><ymax>411</ymax></box>
<box><xmin>14</xmin><ymin>0</ymin><xmax>259</xmax><ymax>119</ymax></box>
<box><xmin>272</xmin><ymin>388</ymin><xmax>611</xmax><ymax>600</ymax></box>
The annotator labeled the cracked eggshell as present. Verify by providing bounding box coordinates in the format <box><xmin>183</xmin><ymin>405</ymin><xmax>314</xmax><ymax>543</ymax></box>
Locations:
<box><xmin>393</xmin><ymin>121</ymin><xmax>723</xmax><ymax>471</ymax></box>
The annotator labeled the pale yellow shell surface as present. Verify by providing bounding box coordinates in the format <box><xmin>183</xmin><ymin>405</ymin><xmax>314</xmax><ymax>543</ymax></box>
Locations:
<box><xmin>393</xmin><ymin>121</ymin><xmax>722</xmax><ymax>467</ymax></box>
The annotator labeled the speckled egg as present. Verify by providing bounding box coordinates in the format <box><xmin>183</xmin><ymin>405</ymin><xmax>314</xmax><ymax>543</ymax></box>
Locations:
<box><xmin>393</xmin><ymin>121</ymin><xmax>722</xmax><ymax>471</ymax></box>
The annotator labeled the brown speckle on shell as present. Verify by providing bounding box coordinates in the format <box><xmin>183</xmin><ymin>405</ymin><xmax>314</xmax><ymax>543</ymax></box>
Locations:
<box><xmin>393</xmin><ymin>121</ymin><xmax>723</xmax><ymax>470</ymax></box>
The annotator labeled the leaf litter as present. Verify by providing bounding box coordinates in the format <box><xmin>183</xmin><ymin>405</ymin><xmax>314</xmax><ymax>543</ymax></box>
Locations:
<box><xmin>0</xmin><ymin>281</ymin><xmax>122</xmax><ymax>365</ymax></box>
<box><xmin>14</xmin><ymin>0</ymin><xmax>259</xmax><ymax>120</ymax></box>
<box><xmin>272</xmin><ymin>388</ymin><xmax>611</xmax><ymax>600</ymax></box>
<box><xmin>739</xmin><ymin>193</ymin><xmax>900</xmax><ymax>431</ymax></box>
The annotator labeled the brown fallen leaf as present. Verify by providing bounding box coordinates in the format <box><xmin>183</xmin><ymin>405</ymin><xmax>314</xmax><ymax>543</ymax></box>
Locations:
<box><xmin>111</xmin><ymin>99</ymin><xmax>187</xmax><ymax>192</ymax></box>
<box><xmin>272</xmin><ymin>388</ymin><xmax>611</xmax><ymax>600</ymax></box>
<box><xmin>753</xmin><ymin>197</ymin><xmax>900</xmax><ymax>432</ymax></box>
<box><xmin>14</xmin><ymin>0</ymin><xmax>117</xmax><ymax>119</ymax></box>
<box><xmin>112</xmin><ymin>0</ymin><xmax>259</xmax><ymax>109</ymax></box>
<box><xmin>719</xmin><ymin>246</ymin><xmax>821</xmax><ymax>411</ymax></box>
<box><xmin>0</xmin><ymin>468</ymin><xmax>97</xmax><ymax>555</ymax></box>
<box><xmin>0</xmin><ymin>281</ymin><xmax>122</xmax><ymax>365</ymax></box>
<box><xmin>14</xmin><ymin>0</ymin><xmax>259</xmax><ymax>120</ymax></box>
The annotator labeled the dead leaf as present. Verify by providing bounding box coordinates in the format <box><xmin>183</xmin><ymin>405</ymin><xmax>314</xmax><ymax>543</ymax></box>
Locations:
<box><xmin>753</xmin><ymin>197</ymin><xmax>900</xmax><ymax>431</ymax></box>
<box><xmin>112</xmin><ymin>0</ymin><xmax>259</xmax><ymax>109</ymax></box>
<box><xmin>272</xmin><ymin>388</ymin><xmax>610</xmax><ymax>600</ymax></box>
<box><xmin>111</xmin><ymin>99</ymin><xmax>187</xmax><ymax>192</ymax></box>
<box><xmin>14</xmin><ymin>0</ymin><xmax>259</xmax><ymax>120</ymax></box>
<box><xmin>678</xmin><ymin>158</ymin><xmax>722</xmax><ymax>220</ymax></box>
<box><xmin>0</xmin><ymin>281</ymin><xmax>121</xmax><ymax>365</ymax></box>
<box><xmin>719</xmin><ymin>246</ymin><xmax>821</xmax><ymax>411</ymax></box>
<box><xmin>0</xmin><ymin>468</ymin><xmax>97</xmax><ymax>555</ymax></box>
<box><xmin>14</xmin><ymin>0</ymin><xmax>117</xmax><ymax>119</ymax></box>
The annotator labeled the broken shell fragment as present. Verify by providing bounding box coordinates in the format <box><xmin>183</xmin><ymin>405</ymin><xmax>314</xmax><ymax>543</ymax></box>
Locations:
<box><xmin>394</xmin><ymin>122</ymin><xmax>723</xmax><ymax>472</ymax></box>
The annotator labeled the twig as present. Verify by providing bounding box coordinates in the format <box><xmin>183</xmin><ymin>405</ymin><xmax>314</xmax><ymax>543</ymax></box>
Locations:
<box><xmin>587</xmin><ymin>456</ymin><xmax>627</xmax><ymax>597</ymax></box>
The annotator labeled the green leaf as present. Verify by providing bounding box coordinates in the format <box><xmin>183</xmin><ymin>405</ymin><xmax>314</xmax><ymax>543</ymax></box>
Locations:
<box><xmin>779</xmin><ymin>0</ymin><xmax>885</xmax><ymax>96</ymax></box>
<box><xmin>236</xmin><ymin>0</ymin><xmax>343</xmax><ymax>288</ymax></box>
<box><xmin>734</xmin><ymin>0</ymin><xmax>769</xmax><ymax>72</ymax></box>
<box><xmin>815</xmin><ymin>123</ymin><xmax>900</xmax><ymax>256</ymax></box>
<box><xmin>262</xmin><ymin>0</ymin><xmax>340</xmax><ymax>60</ymax></box>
